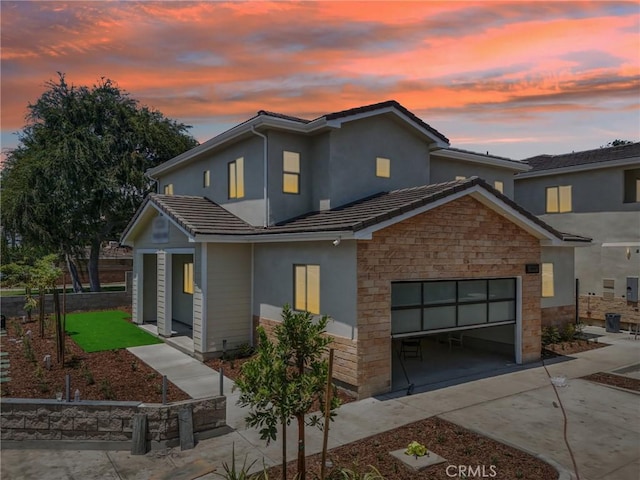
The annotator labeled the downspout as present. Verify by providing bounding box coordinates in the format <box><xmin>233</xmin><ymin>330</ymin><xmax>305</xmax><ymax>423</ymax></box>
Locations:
<box><xmin>144</xmin><ymin>171</ymin><xmax>159</xmax><ymax>194</ymax></box>
<box><xmin>251</xmin><ymin>125</ymin><xmax>269</xmax><ymax>228</ymax></box>
<box><xmin>251</xmin><ymin>126</ymin><xmax>269</xmax><ymax>228</ymax></box>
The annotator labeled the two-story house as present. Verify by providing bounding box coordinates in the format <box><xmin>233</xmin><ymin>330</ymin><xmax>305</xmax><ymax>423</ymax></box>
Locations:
<box><xmin>514</xmin><ymin>143</ymin><xmax>640</xmax><ymax>329</ymax></box>
<box><xmin>122</xmin><ymin>100</ymin><xmax>587</xmax><ymax>398</ymax></box>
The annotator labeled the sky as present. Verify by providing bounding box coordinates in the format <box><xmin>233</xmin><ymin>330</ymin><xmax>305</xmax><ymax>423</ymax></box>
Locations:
<box><xmin>1</xmin><ymin>1</ymin><xmax>639</xmax><ymax>161</ymax></box>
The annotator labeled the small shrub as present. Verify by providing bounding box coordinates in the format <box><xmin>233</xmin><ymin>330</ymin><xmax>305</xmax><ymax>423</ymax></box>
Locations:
<box><xmin>560</xmin><ymin>323</ymin><xmax>576</xmax><ymax>342</ymax></box>
<box><xmin>38</xmin><ymin>381</ymin><xmax>50</xmax><ymax>394</ymax></box>
<box><xmin>338</xmin><ymin>465</ymin><xmax>384</xmax><ymax>480</ymax></box>
<box><xmin>22</xmin><ymin>336</ymin><xmax>36</xmax><ymax>363</ymax></box>
<box><xmin>99</xmin><ymin>379</ymin><xmax>115</xmax><ymax>400</ymax></box>
<box><xmin>436</xmin><ymin>432</ymin><xmax>446</xmax><ymax>444</ymax></box>
<box><xmin>215</xmin><ymin>443</ymin><xmax>258</xmax><ymax>480</ymax></box>
<box><xmin>237</xmin><ymin>343</ymin><xmax>255</xmax><ymax>358</ymax></box>
<box><xmin>131</xmin><ymin>361</ymin><xmax>138</xmax><ymax>371</ymax></box>
<box><xmin>81</xmin><ymin>362</ymin><xmax>95</xmax><ymax>386</ymax></box>
<box><xmin>541</xmin><ymin>326</ymin><xmax>561</xmax><ymax>346</ymax></box>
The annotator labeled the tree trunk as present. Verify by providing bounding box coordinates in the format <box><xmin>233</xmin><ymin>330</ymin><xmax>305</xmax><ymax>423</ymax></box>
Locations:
<box><xmin>65</xmin><ymin>253</ymin><xmax>84</xmax><ymax>293</ymax></box>
<box><xmin>282</xmin><ymin>416</ymin><xmax>287</xmax><ymax>480</ymax></box>
<box><xmin>296</xmin><ymin>414</ymin><xmax>305</xmax><ymax>480</ymax></box>
<box><xmin>88</xmin><ymin>240</ymin><xmax>101</xmax><ymax>292</ymax></box>
<box><xmin>39</xmin><ymin>291</ymin><xmax>45</xmax><ymax>337</ymax></box>
<box><xmin>53</xmin><ymin>288</ymin><xmax>64</xmax><ymax>364</ymax></box>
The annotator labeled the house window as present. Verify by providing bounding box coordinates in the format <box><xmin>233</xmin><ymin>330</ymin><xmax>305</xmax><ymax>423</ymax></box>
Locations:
<box><xmin>228</xmin><ymin>157</ymin><xmax>245</xmax><ymax>199</ymax></box>
<box><xmin>546</xmin><ymin>186</ymin><xmax>572</xmax><ymax>213</ymax></box>
<box><xmin>455</xmin><ymin>176</ymin><xmax>466</xmax><ymax>181</ymax></box>
<box><xmin>542</xmin><ymin>263</ymin><xmax>554</xmax><ymax>297</ymax></box>
<box><xmin>203</xmin><ymin>170</ymin><xmax>210</xmax><ymax>188</ymax></box>
<box><xmin>494</xmin><ymin>181</ymin><xmax>504</xmax><ymax>193</ymax></box>
<box><xmin>163</xmin><ymin>184</ymin><xmax>174</xmax><ymax>195</ymax></box>
<box><xmin>183</xmin><ymin>262</ymin><xmax>194</xmax><ymax>294</ymax></box>
<box><xmin>294</xmin><ymin>264</ymin><xmax>320</xmax><ymax>314</ymax></box>
<box><xmin>623</xmin><ymin>168</ymin><xmax>640</xmax><ymax>203</ymax></box>
<box><xmin>376</xmin><ymin>157</ymin><xmax>390</xmax><ymax>178</ymax></box>
<box><xmin>283</xmin><ymin>151</ymin><xmax>300</xmax><ymax>194</ymax></box>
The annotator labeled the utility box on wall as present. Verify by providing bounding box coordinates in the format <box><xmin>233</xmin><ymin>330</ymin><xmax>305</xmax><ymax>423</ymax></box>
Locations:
<box><xmin>627</xmin><ymin>277</ymin><xmax>639</xmax><ymax>303</ymax></box>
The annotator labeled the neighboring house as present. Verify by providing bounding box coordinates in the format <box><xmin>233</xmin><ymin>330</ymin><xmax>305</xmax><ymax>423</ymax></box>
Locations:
<box><xmin>514</xmin><ymin>143</ymin><xmax>640</xmax><ymax>328</ymax></box>
<box><xmin>121</xmin><ymin>100</ymin><xmax>587</xmax><ymax>398</ymax></box>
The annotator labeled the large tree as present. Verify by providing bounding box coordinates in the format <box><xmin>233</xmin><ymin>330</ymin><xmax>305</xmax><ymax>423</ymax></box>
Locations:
<box><xmin>1</xmin><ymin>74</ymin><xmax>197</xmax><ymax>291</ymax></box>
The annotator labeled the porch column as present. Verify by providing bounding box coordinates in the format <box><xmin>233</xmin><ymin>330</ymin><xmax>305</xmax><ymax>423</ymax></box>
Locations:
<box><xmin>131</xmin><ymin>252</ymin><xmax>144</xmax><ymax>324</ymax></box>
<box><xmin>193</xmin><ymin>243</ymin><xmax>207</xmax><ymax>355</ymax></box>
<box><xmin>156</xmin><ymin>250</ymin><xmax>173</xmax><ymax>337</ymax></box>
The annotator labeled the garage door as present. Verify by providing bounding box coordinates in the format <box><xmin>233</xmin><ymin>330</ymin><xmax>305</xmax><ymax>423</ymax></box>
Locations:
<box><xmin>391</xmin><ymin>278</ymin><xmax>517</xmax><ymax>337</ymax></box>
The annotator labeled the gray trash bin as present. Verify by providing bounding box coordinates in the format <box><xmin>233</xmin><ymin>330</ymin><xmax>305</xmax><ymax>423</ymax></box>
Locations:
<box><xmin>605</xmin><ymin>313</ymin><xmax>621</xmax><ymax>333</ymax></box>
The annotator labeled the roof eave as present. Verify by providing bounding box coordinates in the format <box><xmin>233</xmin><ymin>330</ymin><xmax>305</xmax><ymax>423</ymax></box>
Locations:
<box><xmin>432</xmin><ymin>149</ymin><xmax>531</xmax><ymax>172</ymax></box>
<box><xmin>516</xmin><ymin>157</ymin><xmax>640</xmax><ymax>179</ymax></box>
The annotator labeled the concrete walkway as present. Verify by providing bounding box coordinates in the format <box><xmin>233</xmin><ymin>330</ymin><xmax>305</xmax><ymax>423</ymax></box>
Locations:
<box><xmin>2</xmin><ymin>327</ymin><xmax>639</xmax><ymax>480</ymax></box>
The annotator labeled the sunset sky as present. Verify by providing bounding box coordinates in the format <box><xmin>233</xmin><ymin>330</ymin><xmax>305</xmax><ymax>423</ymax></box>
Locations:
<box><xmin>1</xmin><ymin>1</ymin><xmax>639</xmax><ymax>161</ymax></box>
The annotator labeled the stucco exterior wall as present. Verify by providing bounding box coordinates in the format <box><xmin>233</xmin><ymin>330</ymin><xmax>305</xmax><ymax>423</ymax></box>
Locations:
<box><xmin>514</xmin><ymin>165</ymin><xmax>640</xmax><ymax>215</ymax></box>
<box><xmin>429</xmin><ymin>157</ymin><xmax>517</xmax><ymax>199</ymax></box>
<box><xmin>253</xmin><ymin>240</ymin><xmax>359</xmax><ymax>340</ymax></box>
<box><xmin>356</xmin><ymin>196</ymin><xmax>543</xmax><ymax>398</ymax></box>
<box><xmin>328</xmin><ymin>116</ymin><xmax>431</xmax><ymax>208</ymax></box>
<box><xmin>541</xmin><ymin>246</ymin><xmax>575</xmax><ymax>308</ymax></box>
<box><xmin>540</xmin><ymin>211</ymin><xmax>640</xmax><ymax>297</ymax></box>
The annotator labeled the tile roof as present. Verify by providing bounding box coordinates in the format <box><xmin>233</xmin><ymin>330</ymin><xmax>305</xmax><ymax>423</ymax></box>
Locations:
<box><xmin>147</xmin><ymin>194</ymin><xmax>257</xmax><ymax>236</ymax></box>
<box><xmin>258</xmin><ymin>100</ymin><xmax>450</xmax><ymax>144</ymax></box>
<box><xmin>267</xmin><ymin>177</ymin><xmax>587</xmax><ymax>242</ymax></box>
<box><xmin>523</xmin><ymin>142</ymin><xmax>640</xmax><ymax>172</ymax></box>
<box><xmin>322</xmin><ymin>100</ymin><xmax>450</xmax><ymax>144</ymax></box>
<box><xmin>127</xmin><ymin>179</ymin><xmax>589</xmax><ymax>243</ymax></box>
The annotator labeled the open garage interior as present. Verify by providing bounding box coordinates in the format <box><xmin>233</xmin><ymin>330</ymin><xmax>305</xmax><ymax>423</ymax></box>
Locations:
<box><xmin>390</xmin><ymin>278</ymin><xmax>519</xmax><ymax>394</ymax></box>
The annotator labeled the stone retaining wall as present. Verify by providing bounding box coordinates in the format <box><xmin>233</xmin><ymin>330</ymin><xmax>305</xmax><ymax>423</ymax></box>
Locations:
<box><xmin>0</xmin><ymin>395</ymin><xmax>226</xmax><ymax>448</ymax></box>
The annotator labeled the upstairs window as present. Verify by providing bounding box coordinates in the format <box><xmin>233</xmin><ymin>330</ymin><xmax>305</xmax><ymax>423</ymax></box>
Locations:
<box><xmin>546</xmin><ymin>185</ymin><xmax>572</xmax><ymax>213</ymax></box>
<box><xmin>494</xmin><ymin>180</ymin><xmax>504</xmax><ymax>193</ymax></box>
<box><xmin>228</xmin><ymin>157</ymin><xmax>245</xmax><ymax>199</ymax></box>
<box><xmin>376</xmin><ymin>157</ymin><xmax>391</xmax><ymax>178</ymax></box>
<box><xmin>294</xmin><ymin>264</ymin><xmax>320</xmax><ymax>314</ymax></box>
<box><xmin>623</xmin><ymin>168</ymin><xmax>640</xmax><ymax>203</ymax></box>
<box><xmin>283</xmin><ymin>151</ymin><xmax>300</xmax><ymax>194</ymax></box>
<box><xmin>203</xmin><ymin>170</ymin><xmax>210</xmax><ymax>188</ymax></box>
<box><xmin>163</xmin><ymin>184</ymin><xmax>174</xmax><ymax>195</ymax></box>
<box><xmin>542</xmin><ymin>263</ymin><xmax>554</xmax><ymax>297</ymax></box>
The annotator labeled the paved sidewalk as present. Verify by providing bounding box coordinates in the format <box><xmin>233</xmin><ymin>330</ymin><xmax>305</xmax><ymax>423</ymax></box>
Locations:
<box><xmin>2</xmin><ymin>327</ymin><xmax>639</xmax><ymax>480</ymax></box>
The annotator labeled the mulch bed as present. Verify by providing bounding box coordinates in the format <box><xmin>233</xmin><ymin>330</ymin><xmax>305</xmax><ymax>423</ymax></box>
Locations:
<box><xmin>265</xmin><ymin>417</ymin><xmax>558</xmax><ymax>480</ymax></box>
<box><xmin>0</xmin><ymin>316</ymin><xmax>190</xmax><ymax>403</ymax></box>
<box><xmin>542</xmin><ymin>339</ymin><xmax>607</xmax><ymax>359</ymax></box>
<box><xmin>581</xmin><ymin>372</ymin><xmax>640</xmax><ymax>392</ymax></box>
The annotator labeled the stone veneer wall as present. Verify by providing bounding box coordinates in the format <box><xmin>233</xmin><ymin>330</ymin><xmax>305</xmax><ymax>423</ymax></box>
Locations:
<box><xmin>541</xmin><ymin>305</ymin><xmax>576</xmax><ymax>328</ymax></box>
<box><xmin>0</xmin><ymin>396</ymin><xmax>226</xmax><ymax>447</ymax></box>
<box><xmin>356</xmin><ymin>196</ymin><xmax>543</xmax><ymax>398</ymax></box>
<box><xmin>257</xmin><ymin>317</ymin><xmax>359</xmax><ymax>391</ymax></box>
<box><xmin>579</xmin><ymin>295</ymin><xmax>640</xmax><ymax>327</ymax></box>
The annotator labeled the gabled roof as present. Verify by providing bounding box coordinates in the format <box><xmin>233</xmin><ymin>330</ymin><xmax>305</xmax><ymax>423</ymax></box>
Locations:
<box><xmin>120</xmin><ymin>194</ymin><xmax>256</xmax><ymax>244</ymax></box>
<box><xmin>121</xmin><ymin>178</ymin><xmax>590</xmax><ymax>246</ymax></box>
<box><xmin>517</xmin><ymin>142</ymin><xmax>640</xmax><ymax>178</ymax></box>
<box><xmin>147</xmin><ymin>100</ymin><xmax>449</xmax><ymax>177</ymax></box>
<box><xmin>266</xmin><ymin>177</ymin><xmax>588</xmax><ymax>242</ymax></box>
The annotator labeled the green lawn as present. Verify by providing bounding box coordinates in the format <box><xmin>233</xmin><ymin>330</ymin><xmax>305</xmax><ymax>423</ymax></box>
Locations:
<box><xmin>65</xmin><ymin>310</ymin><xmax>162</xmax><ymax>352</ymax></box>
